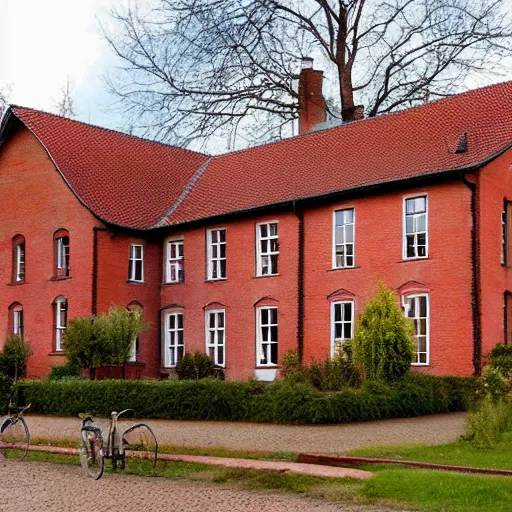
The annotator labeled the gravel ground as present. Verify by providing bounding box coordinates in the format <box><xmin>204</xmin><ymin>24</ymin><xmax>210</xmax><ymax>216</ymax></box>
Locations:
<box><xmin>26</xmin><ymin>412</ymin><xmax>466</xmax><ymax>454</ymax></box>
<box><xmin>0</xmin><ymin>461</ymin><xmax>392</xmax><ymax>512</ymax></box>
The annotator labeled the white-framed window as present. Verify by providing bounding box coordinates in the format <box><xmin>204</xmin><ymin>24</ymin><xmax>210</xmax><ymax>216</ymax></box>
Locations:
<box><xmin>54</xmin><ymin>297</ymin><xmax>67</xmax><ymax>352</ymax></box>
<box><xmin>205</xmin><ymin>309</ymin><xmax>225</xmax><ymax>366</ymax></box>
<box><xmin>127</xmin><ymin>303</ymin><xmax>142</xmax><ymax>363</ymax></box>
<box><xmin>164</xmin><ymin>312</ymin><xmax>184</xmax><ymax>367</ymax></box>
<box><xmin>56</xmin><ymin>236</ymin><xmax>70</xmax><ymax>274</ymax></box>
<box><xmin>403</xmin><ymin>293</ymin><xmax>429</xmax><ymax>365</ymax></box>
<box><xmin>256</xmin><ymin>222</ymin><xmax>279</xmax><ymax>276</ymax></box>
<box><xmin>330</xmin><ymin>300</ymin><xmax>354</xmax><ymax>357</ymax></box>
<box><xmin>15</xmin><ymin>242</ymin><xmax>25</xmax><ymax>282</ymax></box>
<box><xmin>256</xmin><ymin>306</ymin><xmax>278</xmax><ymax>366</ymax></box>
<box><xmin>166</xmin><ymin>240</ymin><xmax>184</xmax><ymax>283</ymax></box>
<box><xmin>10</xmin><ymin>303</ymin><xmax>24</xmax><ymax>338</ymax></box>
<box><xmin>403</xmin><ymin>196</ymin><xmax>428</xmax><ymax>259</ymax></box>
<box><xmin>333</xmin><ymin>209</ymin><xmax>355</xmax><ymax>268</ymax></box>
<box><xmin>129</xmin><ymin>244</ymin><xmax>144</xmax><ymax>282</ymax></box>
<box><xmin>206</xmin><ymin>229</ymin><xmax>226</xmax><ymax>280</ymax></box>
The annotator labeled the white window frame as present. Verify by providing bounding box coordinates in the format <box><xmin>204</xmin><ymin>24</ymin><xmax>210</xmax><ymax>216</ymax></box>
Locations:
<box><xmin>332</xmin><ymin>208</ymin><xmax>356</xmax><ymax>268</ymax></box>
<box><xmin>55</xmin><ymin>297</ymin><xmax>67</xmax><ymax>352</ymax></box>
<box><xmin>163</xmin><ymin>312</ymin><xmax>184</xmax><ymax>368</ymax></box>
<box><xmin>129</xmin><ymin>244</ymin><xmax>144</xmax><ymax>282</ymax></box>
<box><xmin>403</xmin><ymin>195</ymin><xmax>428</xmax><ymax>260</ymax></box>
<box><xmin>256</xmin><ymin>306</ymin><xmax>278</xmax><ymax>367</ymax></box>
<box><xmin>330</xmin><ymin>300</ymin><xmax>354</xmax><ymax>358</ymax></box>
<box><xmin>256</xmin><ymin>221</ymin><xmax>279</xmax><ymax>276</ymax></box>
<box><xmin>402</xmin><ymin>293</ymin><xmax>430</xmax><ymax>366</ymax></box>
<box><xmin>206</xmin><ymin>229</ymin><xmax>226</xmax><ymax>281</ymax></box>
<box><xmin>15</xmin><ymin>242</ymin><xmax>25</xmax><ymax>281</ymax></box>
<box><xmin>13</xmin><ymin>308</ymin><xmax>23</xmax><ymax>337</ymax></box>
<box><xmin>205</xmin><ymin>309</ymin><xmax>226</xmax><ymax>367</ymax></box>
<box><xmin>56</xmin><ymin>236</ymin><xmax>70</xmax><ymax>271</ymax></box>
<box><xmin>166</xmin><ymin>239</ymin><xmax>184</xmax><ymax>283</ymax></box>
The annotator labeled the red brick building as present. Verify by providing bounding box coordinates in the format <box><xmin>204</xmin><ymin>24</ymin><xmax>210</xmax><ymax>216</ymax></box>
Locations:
<box><xmin>2</xmin><ymin>73</ymin><xmax>512</xmax><ymax>380</ymax></box>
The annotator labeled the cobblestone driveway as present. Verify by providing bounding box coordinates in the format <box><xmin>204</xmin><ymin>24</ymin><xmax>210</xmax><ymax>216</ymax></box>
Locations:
<box><xmin>0</xmin><ymin>461</ymin><xmax>391</xmax><ymax>512</ymax></box>
<box><xmin>28</xmin><ymin>412</ymin><xmax>466</xmax><ymax>454</ymax></box>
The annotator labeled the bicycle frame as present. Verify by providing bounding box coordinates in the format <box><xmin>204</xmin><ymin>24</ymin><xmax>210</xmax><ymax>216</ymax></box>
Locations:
<box><xmin>105</xmin><ymin>409</ymin><xmax>134</xmax><ymax>466</ymax></box>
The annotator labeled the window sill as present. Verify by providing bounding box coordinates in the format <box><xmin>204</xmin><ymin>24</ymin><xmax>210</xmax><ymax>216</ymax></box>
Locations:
<box><xmin>48</xmin><ymin>351</ymin><xmax>66</xmax><ymax>356</ymax></box>
<box><xmin>162</xmin><ymin>281</ymin><xmax>185</xmax><ymax>286</ymax></box>
<box><xmin>8</xmin><ymin>281</ymin><xmax>27</xmax><ymax>286</ymax></box>
<box><xmin>50</xmin><ymin>276</ymin><xmax>72</xmax><ymax>282</ymax></box>
<box><xmin>253</xmin><ymin>273</ymin><xmax>280</xmax><ymax>279</ymax></box>
<box><xmin>399</xmin><ymin>257</ymin><xmax>429</xmax><ymax>263</ymax></box>
<box><xmin>126</xmin><ymin>280</ymin><xmax>147</xmax><ymax>285</ymax></box>
<box><xmin>255</xmin><ymin>365</ymin><xmax>280</xmax><ymax>369</ymax></box>
<box><xmin>411</xmin><ymin>363</ymin><xmax>430</xmax><ymax>367</ymax></box>
<box><xmin>328</xmin><ymin>266</ymin><xmax>360</xmax><ymax>272</ymax></box>
<box><xmin>205</xmin><ymin>278</ymin><xmax>227</xmax><ymax>283</ymax></box>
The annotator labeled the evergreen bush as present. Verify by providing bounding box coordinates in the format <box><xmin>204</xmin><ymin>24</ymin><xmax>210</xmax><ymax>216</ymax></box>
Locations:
<box><xmin>352</xmin><ymin>281</ymin><xmax>415</xmax><ymax>382</ymax></box>
<box><xmin>47</xmin><ymin>362</ymin><xmax>83</xmax><ymax>381</ymax></box>
<box><xmin>489</xmin><ymin>343</ymin><xmax>512</xmax><ymax>378</ymax></box>
<box><xmin>0</xmin><ymin>335</ymin><xmax>31</xmax><ymax>380</ymax></box>
<box><xmin>175</xmin><ymin>352</ymin><xmax>224</xmax><ymax>380</ymax></box>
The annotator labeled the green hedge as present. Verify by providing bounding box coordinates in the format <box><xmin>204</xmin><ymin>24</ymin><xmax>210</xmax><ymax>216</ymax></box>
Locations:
<box><xmin>16</xmin><ymin>373</ymin><xmax>480</xmax><ymax>425</ymax></box>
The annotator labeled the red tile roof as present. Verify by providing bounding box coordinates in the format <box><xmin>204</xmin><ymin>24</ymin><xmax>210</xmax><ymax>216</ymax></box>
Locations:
<box><xmin>9</xmin><ymin>107</ymin><xmax>208</xmax><ymax>229</ymax></box>
<box><xmin>7</xmin><ymin>79</ymin><xmax>512</xmax><ymax>229</ymax></box>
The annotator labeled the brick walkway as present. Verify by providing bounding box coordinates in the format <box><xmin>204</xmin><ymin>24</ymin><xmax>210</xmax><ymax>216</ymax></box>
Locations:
<box><xmin>26</xmin><ymin>412</ymin><xmax>466</xmax><ymax>454</ymax></box>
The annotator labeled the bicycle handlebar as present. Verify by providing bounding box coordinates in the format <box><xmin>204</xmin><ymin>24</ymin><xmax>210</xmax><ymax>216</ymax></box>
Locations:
<box><xmin>115</xmin><ymin>409</ymin><xmax>135</xmax><ymax>420</ymax></box>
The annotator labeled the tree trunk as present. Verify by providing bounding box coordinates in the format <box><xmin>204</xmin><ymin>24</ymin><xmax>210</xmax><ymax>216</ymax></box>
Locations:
<box><xmin>89</xmin><ymin>367</ymin><xmax>96</xmax><ymax>381</ymax></box>
<box><xmin>336</xmin><ymin>5</ymin><xmax>356</xmax><ymax>122</ymax></box>
<box><xmin>122</xmin><ymin>363</ymin><xmax>126</xmax><ymax>380</ymax></box>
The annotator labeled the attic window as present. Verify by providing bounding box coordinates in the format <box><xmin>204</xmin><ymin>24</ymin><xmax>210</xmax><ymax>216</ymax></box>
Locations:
<box><xmin>455</xmin><ymin>132</ymin><xmax>468</xmax><ymax>154</ymax></box>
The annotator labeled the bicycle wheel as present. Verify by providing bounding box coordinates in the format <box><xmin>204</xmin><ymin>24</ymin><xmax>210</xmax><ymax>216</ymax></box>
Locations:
<box><xmin>80</xmin><ymin>427</ymin><xmax>104</xmax><ymax>480</ymax></box>
<box><xmin>0</xmin><ymin>416</ymin><xmax>29</xmax><ymax>461</ymax></box>
<box><xmin>121</xmin><ymin>423</ymin><xmax>158</xmax><ymax>468</ymax></box>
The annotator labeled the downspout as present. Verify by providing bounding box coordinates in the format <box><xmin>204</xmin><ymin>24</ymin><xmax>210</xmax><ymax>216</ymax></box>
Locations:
<box><xmin>292</xmin><ymin>200</ymin><xmax>305</xmax><ymax>364</ymax></box>
<box><xmin>460</xmin><ymin>172</ymin><xmax>482</xmax><ymax>375</ymax></box>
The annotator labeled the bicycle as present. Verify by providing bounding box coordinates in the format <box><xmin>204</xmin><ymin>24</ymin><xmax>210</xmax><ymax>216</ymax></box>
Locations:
<box><xmin>80</xmin><ymin>409</ymin><xmax>158</xmax><ymax>480</ymax></box>
<box><xmin>0</xmin><ymin>403</ymin><xmax>30</xmax><ymax>461</ymax></box>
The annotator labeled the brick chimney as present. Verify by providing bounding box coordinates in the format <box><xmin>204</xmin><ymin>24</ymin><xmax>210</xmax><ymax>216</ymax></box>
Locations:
<box><xmin>298</xmin><ymin>58</ymin><xmax>327</xmax><ymax>134</ymax></box>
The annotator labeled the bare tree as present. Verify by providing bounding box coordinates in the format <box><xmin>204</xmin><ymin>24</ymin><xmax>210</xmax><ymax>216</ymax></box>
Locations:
<box><xmin>0</xmin><ymin>84</ymin><xmax>12</xmax><ymax>121</ymax></box>
<box><xmin>54</xmin><ymin>76</ymin><xmax>77</xmax><ymax>118</ymax></box>
<box><xmin>103</xmin><ymin>0</ymin><xmax>512</xmax><ymax>150</ymax></box>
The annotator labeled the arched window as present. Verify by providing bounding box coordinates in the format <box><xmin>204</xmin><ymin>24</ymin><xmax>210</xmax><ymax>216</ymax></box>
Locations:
<box><xmin>53</xmin><ymin>296</ymin><xmax>67</xmax><ymax>351</ymax></box>
<box><xmin>127</xmin><ymin>302</ymin><xmax>143</xmax><ymax>362</ymax></box>
<box><xmin>8</xmin><ymin>303</ymin><xmax>24</xmax><ymax>338</ymax></box>
<box><xmin>12</xmin><ymin>235</ymin><xmax>25</xmax><ymax>283</ymax></box>
<box><xmin>54</xmin><ymin>229</ymin><xmax>70</xmax><ymax>278</ymax></box>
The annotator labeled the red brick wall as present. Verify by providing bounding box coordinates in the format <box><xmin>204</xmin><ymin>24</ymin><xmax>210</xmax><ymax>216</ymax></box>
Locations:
<box><xmin>95</xmin><ymin>231</ymin><xmax>162</xmax><ymax>378</ymax></box>
<box><xmin>302</xmin><ymin>180</ymin><xmax>475</xmax><ymax>376</ymax></box>
<box><xmin>0</xmin><ymin>126</ymin><xmax>102</xmax><ymax>378</ymax></box>
<box><xmin>476</xmin><ymin>149</ymin><xmax>512</xmax><ymax>361</ymax></box>
<box><xmin>160</xmin><ymin>213</ymin><xmax>299</xmax><ymax>381</ymax></box>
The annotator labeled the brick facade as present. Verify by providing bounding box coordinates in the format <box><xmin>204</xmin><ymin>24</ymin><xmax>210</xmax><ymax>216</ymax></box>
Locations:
<box><xmin>3</xmin><ymin>88</ymin><xmax>512</xmax><ymax>380</ymax></box>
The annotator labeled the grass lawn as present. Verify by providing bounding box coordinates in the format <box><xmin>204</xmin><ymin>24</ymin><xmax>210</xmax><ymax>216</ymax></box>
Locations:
<box><xmin>22</xmin><ymin>434</ymin><xmax>512</xmax><ymax>512</ymax></box>
<box><xmin>348</xmin><ymin>431</ymin><xmax>512</xmax><ymax>470</ymax></box>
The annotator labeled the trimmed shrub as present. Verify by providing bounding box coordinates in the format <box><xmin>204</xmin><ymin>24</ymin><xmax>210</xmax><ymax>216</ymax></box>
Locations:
<box><xmin>0</xmin><ymin>374</ymin><xmax>13</xmax><ymax>414</ymax></box>
<box><xmin>47</xmin><ymin>362</ymin><xmax>83</xmax><ymax>381</ymax></box>
<box><xmin>176</xmin><ymin>352</ymin><xmax>224</xmax><ymax>380</ymax></box>
<box><xmin>0</xmin><ymin>335</ymin><xmax>31</xmax><ymax>380</ymax></box>
<box><xmin>353</xmin><ymin>282</ymin><xmax>415</xmax><ymax>382</ymax></box>
<box><xmin>489</xmin><ymin>343</ymin><xmax>512</xmax><ymax>378</ymax></box>
<box><xmin>16</xmin><ymin>373</ymin><xmax>477</xmax><ymax>424</ymax></box>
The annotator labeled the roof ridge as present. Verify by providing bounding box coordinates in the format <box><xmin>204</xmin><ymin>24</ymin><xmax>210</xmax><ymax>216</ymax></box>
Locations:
<box><xmin>213</xmin><ymin>78</ymin><xmax>512</xmax><ymax>159</ymax></box>
<box><xmin>10</xmin><ymin>105</ymin><xmax>210</xmax><ymax>158</ymax></box>
<box><xmin>154</xmin><ymin>157</ymin><xmax>213</xmax><ymax>227</ymax></box>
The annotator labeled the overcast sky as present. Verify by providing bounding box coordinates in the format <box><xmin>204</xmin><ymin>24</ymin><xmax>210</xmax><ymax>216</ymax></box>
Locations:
<box><xmin>2</xmin><ymin>0</ymin><xmax>512</xmax><ymax>142</ymax></box>
<box><xmin>0</xmin><ymin>0</ymin><xmax>119</xmax><ymax>129</ymax></box>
